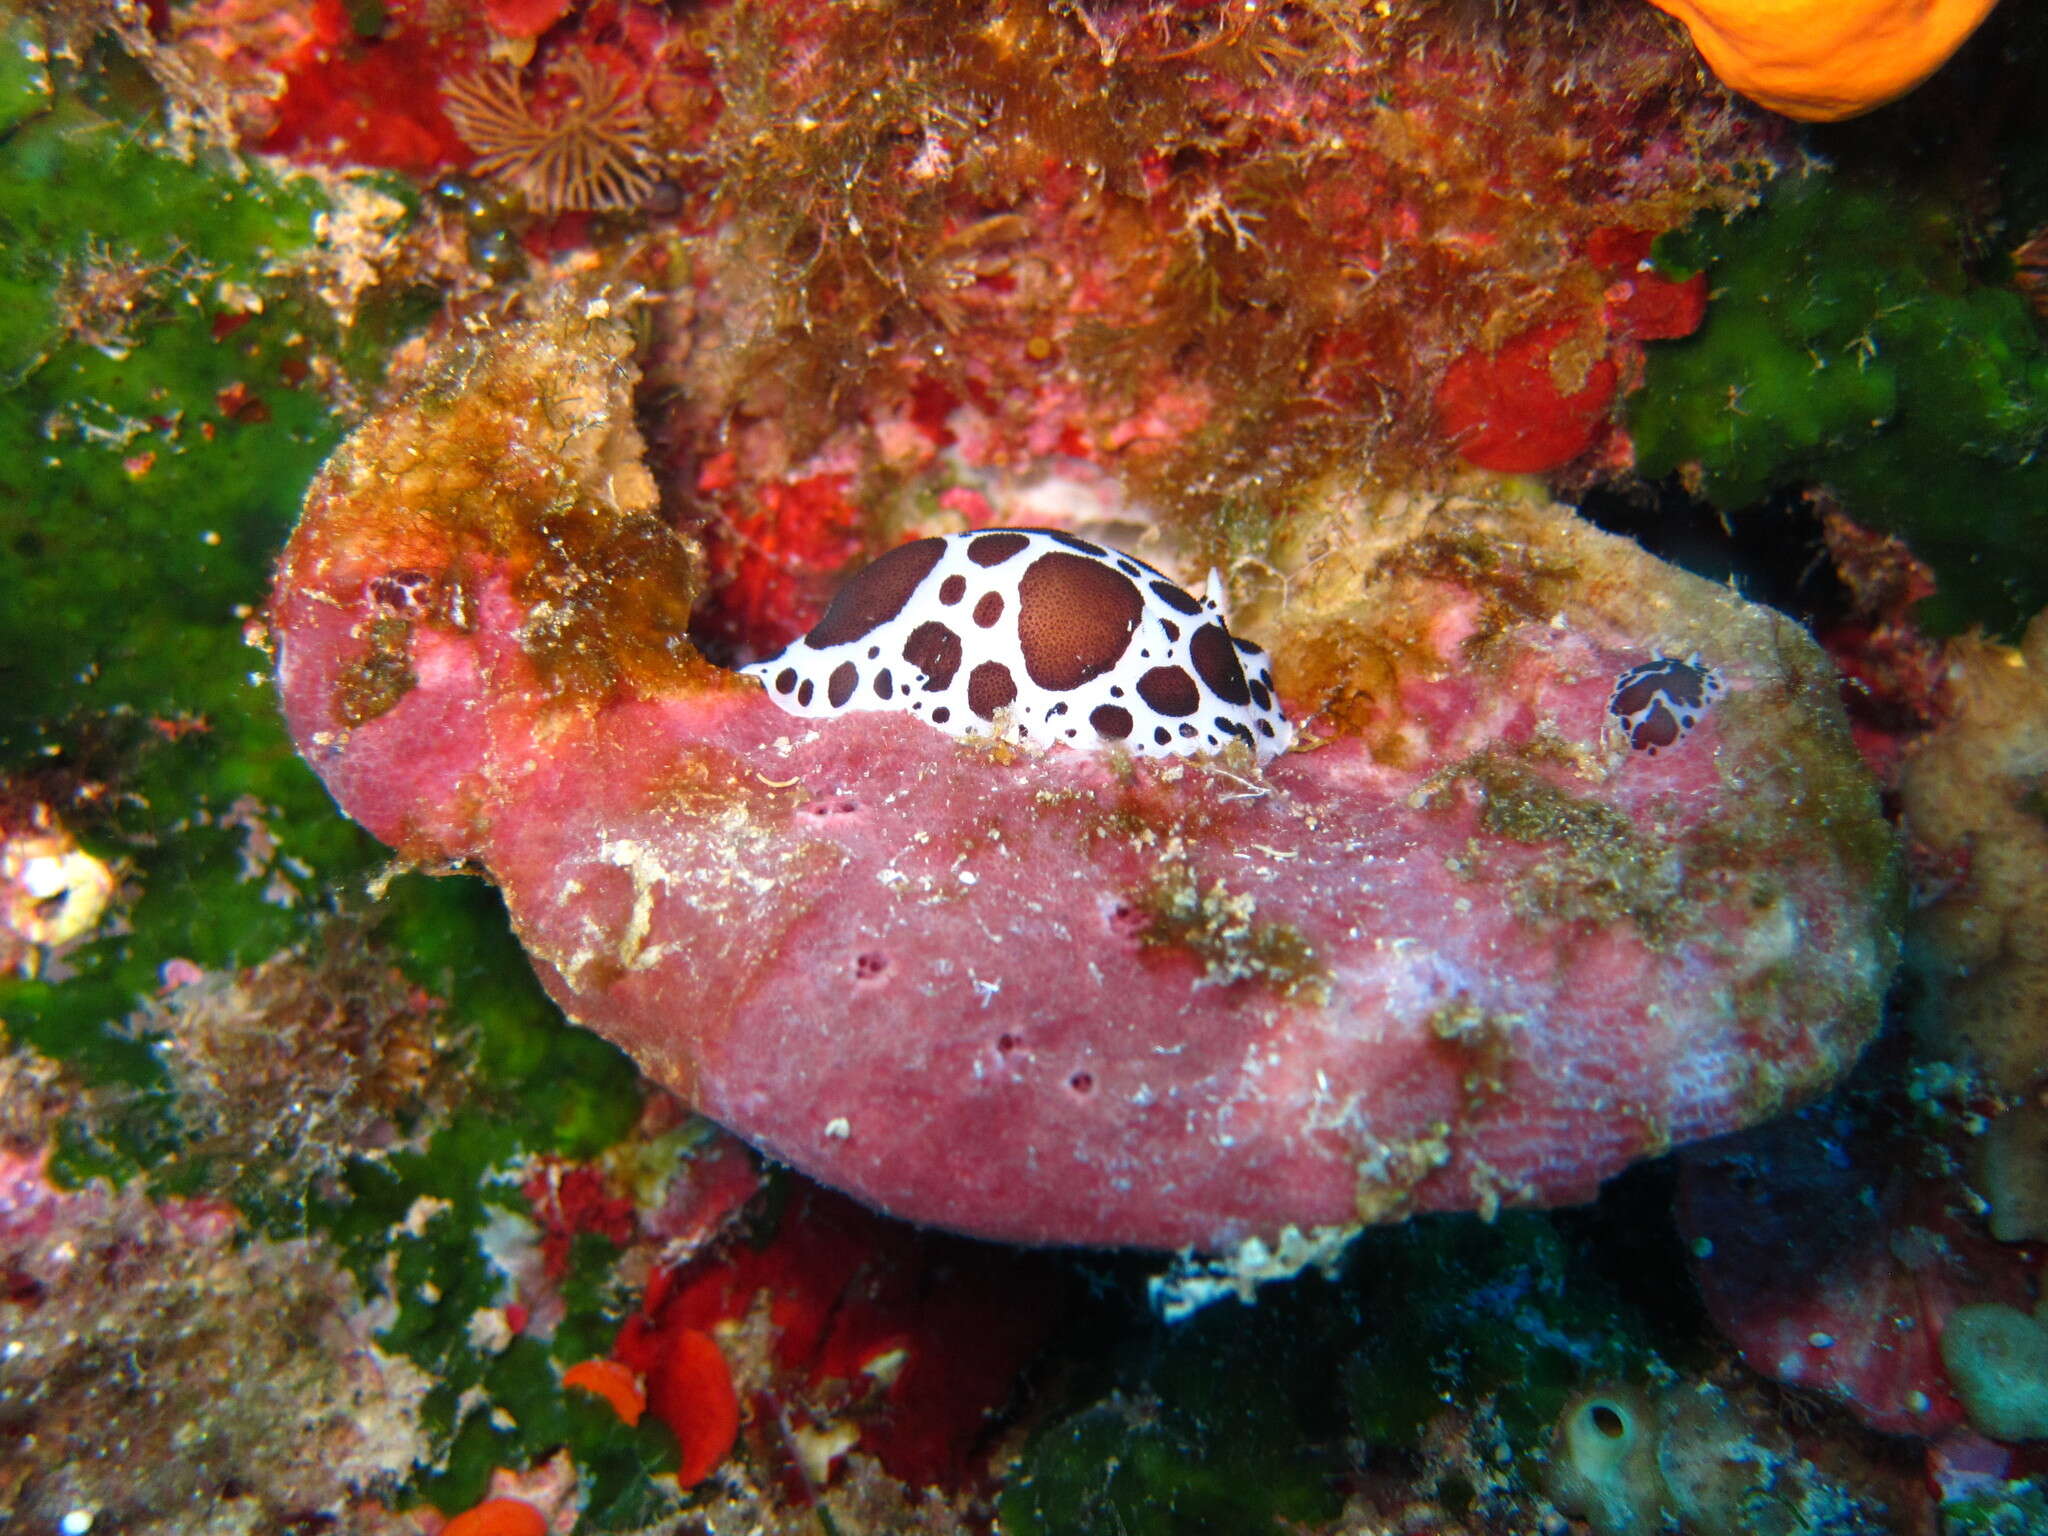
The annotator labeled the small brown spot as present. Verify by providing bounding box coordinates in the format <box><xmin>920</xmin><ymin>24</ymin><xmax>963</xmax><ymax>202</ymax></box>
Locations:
<box><xmin>903</xmin><ymin>621</ymin><xmax>963</xmax><ymax>689</ymax></box>
<box><xmin>1017</xmin><ymin>553</ymin><xmax>1144</xmax><ymax>690</ymax></box>
<box><xmin>973</xmin><ymin>591</ymin><xmax>1005</xmax><ymax>628</ymax></box>
<box><xmin>1137</xmin><ymin>665</ymin><xmax>1199</xmax><ymax>716</ymax></box>
<box><xmin>932</xmin><ymin>705</ymin><xmax>952</xmax><ymax>724</ymax></box>
<box><xmin>775</xmin><ymin>668</ymin><xmax>798</xmax><ymax>695</ymax></box>
<box><xmin>968</xmin><ymin>532</ymin><xmax>1031</xmax><ymax>567</ymax></box>
<box><xmin>1150</xmin><ymin>580</ymin><xmax>1203</xmax><ymax>616</ymax></box>
<box><xmin>798</xmin><ymin>679</ymin><xmax>815</xmax><ymax>707</ymax></box>
<box><xmin>808</xmin><ymin>538</ymin><xmax>946</xmax><ymax>646</ymax></box>
<box><xmin>939</xmin><ymin>574</ymin><xmax>967</xmax><ymax>605</ymax></box>
<box><xmin>1090</xmin><ymin>703</ymin><xmax>1133</xmax><ymax>739</ymax></box>
<box><xmin>874</xmin><ymin>671</ymin><xmax>894</xmax><ymax>700</ymax></box>
<box><xmin>1189</xmin><ymin>622</ymin><xmax>1250</xmax><ymax>704</ymax></box>
<box><xmin>1249</xmin><ymin>679</ymin><xmax>1271</xmax><ymax>712</ymax></box>
<box><xmin>828</xmin><ymin>660</ymin><xmax>858</xmax><ymax>707</ymax></box>
<box><xmin>968</xmin><ymin>661</ymin><xmax>1018</xmax><ymax>719</ymax></box>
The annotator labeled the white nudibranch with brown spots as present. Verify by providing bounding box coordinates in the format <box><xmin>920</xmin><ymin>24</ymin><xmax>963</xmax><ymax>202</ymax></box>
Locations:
<box><xmin>742</xmin><ymin>528</ymin><xmax>1295</xmax><ymax>763</ymax></box>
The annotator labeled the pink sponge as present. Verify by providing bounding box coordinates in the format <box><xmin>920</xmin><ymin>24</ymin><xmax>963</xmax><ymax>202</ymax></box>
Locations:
<box><xmin>268</xmin><ymin>298</ymin><xmax>1898</xmax><ymax>1250</ymax></box>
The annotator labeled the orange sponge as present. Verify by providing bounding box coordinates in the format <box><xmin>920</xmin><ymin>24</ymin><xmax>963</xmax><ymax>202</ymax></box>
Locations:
<box><xmin>1647</xmin><ymin>0</ymin><xmax>2000</xmax><ymax>120</ymax></box>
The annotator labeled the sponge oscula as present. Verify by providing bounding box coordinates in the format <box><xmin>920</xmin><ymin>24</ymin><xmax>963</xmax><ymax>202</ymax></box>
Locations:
<box><xmin>1645</xmin><ymin>0</ymin><xmax>2000</xmax><ymax>121</ymax></box>
<box><xmin>1547</xmin><ymin>1388</ymin><xmax>1668</xmax><ymax>1536</ymax></box>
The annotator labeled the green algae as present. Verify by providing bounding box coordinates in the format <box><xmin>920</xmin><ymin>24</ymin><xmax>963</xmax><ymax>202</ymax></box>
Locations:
<box><xmin>0</xmin><ymin>10</ymin><xmax>420</xmax><ymax>1089</ymax></box>
<box><xmin>1003</xmin><ymin>1284</ymin><xmax>1345</xmax><ymax>1536</ymax></box>
<box><xmin>0</xmin><ymin>12</ymin><xmax>638</xmax><ymax>1151</ymax></box>
<box><xmin>1</xmin><ymin>23</ymin><xmax>668</xmax><ymax>1521</ymax></box>
<box><xmin>1006</xmin><ymin>1211</ymin><xmax>1675</xmax><ymax>1536</ymax></box>
<box><xmin>1628</xmin><ymin>173</ymin><xmax>2048</xmax><ymax>634</ymax></box>
<box><xmin>1338</xmin><ymin>1212</ymin><xmax>1667</xmax><ymax>1458</ymax></box>
<box><xmin>1944</xmin><ymin>1481</ymin><xmax>2048</xmax><ymax>1536</ymax></box>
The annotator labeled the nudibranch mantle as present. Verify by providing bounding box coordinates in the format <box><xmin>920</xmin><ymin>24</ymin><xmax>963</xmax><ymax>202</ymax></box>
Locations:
<box><xmin>741</xmin><ymin>529</ymin><xmax>1295</xmax><ymax>764</ymax></box>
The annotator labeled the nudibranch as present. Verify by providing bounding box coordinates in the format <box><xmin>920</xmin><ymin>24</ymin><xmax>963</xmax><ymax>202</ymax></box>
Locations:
<box><xmin>1608</xmin><ymin>655</ymin><xmax>1724</xmax><ymax>755</ymax></box>
<box><xmin>741</xmin><ymin>529</ymin><xmax>1295</xmax><ymax>764</ymax></box>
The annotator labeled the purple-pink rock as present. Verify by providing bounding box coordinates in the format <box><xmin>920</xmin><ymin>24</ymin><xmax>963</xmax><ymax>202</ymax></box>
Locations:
<box><xmin>266</xmin><ymin>295</ymin><xmax>1898</xmax><ymax>1250</ymax></box>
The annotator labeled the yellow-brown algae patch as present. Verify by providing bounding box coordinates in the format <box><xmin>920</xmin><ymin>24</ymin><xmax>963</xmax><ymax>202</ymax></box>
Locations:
<box><xmin>1133</xmin><ymin>862</ymin><xmax>1330</xmax><ymax>1003</ymax></box>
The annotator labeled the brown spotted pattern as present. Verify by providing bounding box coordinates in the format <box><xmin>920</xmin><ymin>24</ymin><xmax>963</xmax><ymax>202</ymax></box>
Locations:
<box><xmin>741</xmin><ymin>529</ymin><xmax>1293</xmax><ymax>763</ymax></box>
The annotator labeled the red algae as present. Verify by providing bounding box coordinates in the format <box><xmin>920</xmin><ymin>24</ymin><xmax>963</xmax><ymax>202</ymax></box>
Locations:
<box><xmin>439</xmin><ymin>1497</ymin><xmax>548</xmax><ymax>1536</ymax></box>
<box><xmin>269</xmin><ymin>291</ymin><xmax>1898</xmax><ymax>1250</ymax></box>
<box><xmin>1434</xmin><ymin>320</ymin><xmax>1621</xmax><ymax>474</ymax></box>
<box><xmin>645</xmin><ymin>1329</ymin><xmax>739</xmax><ymax>1487</ymax></box>
<box><xmin>616</xmin><ymin>1182</ymin><xmax>1071</xmax><ymax>1490</ymax></box>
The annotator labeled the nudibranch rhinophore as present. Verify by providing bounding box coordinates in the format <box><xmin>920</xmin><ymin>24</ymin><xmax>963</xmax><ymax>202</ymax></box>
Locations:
<box><xmin>741</xmin><ymin>530</ymin><xmax>1294</xmax><ymax>763</ymax></box>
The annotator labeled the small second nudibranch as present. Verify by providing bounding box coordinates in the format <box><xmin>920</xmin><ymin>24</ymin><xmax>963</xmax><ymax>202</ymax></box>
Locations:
<box><xmin>1608</xmin><ymin>654</ymin><xmax>1724</xmax><ymax>755</ymax></box>
<box><xmin>742</xmin><ymin>529</ymin><xmax>1295</xmax><ymax>764</ymax></box>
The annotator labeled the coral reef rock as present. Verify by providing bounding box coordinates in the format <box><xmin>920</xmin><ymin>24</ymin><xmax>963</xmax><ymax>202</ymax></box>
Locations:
<box><xmin>0</xmin><ymin>1149</ymin><xmax>431</xmax><ymax>1535</ymax></box>
<box><xmin>268</xmin><ymin>289</ymin><xmax>1899</xmax><ymax>1249</ymax></box>
<box><xmin>1900</xmin><ymin>612</ymin><xmax>2048</xmax><ymax>1099</ymax></box>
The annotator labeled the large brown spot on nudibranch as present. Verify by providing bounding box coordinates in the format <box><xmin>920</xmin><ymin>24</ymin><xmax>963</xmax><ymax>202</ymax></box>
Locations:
<box><xmin>1189</xmin><ymin>623</ymin><xmax>1250</xmax><ymax>705</ymax></box>
<box><xmin>809</xmin><ymin>538</ymin><xmax>946</xmax><ymax>647</ymax></box>
<box><xmin>828</xmin><ymin>660</ymin><xmax>859</xmax><ymax>708</ymax></box>
<box><xmin>1136</xmin><ymin>666</ymin><xmax>1200</xmax><ymax>717</ymax></box>
<box><xmin>903</xmin><ymin>621</ymin><xmax>963</xmax><ymax>690</ymax></box>
<box><xmin>968</xmin><ymin>532</ymin><xmax>1031</xmax><ymax>566</ymax></box>
<box><xmin>968</xmin><ymin>661</ymin><xmax>1018</xmax><ymax>719</ymax></box>
<box><xmin>1017</xmin><ymin>553</ymin><xmax>1144</xmax><ymax>691</ymax></box>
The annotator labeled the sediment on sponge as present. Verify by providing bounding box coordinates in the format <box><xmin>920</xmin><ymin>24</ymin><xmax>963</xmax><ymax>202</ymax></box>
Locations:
<box><xmin>1628</xmin><ymin>172</ymin><xmax>2048</xmax><ymax>634</ymax></box>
